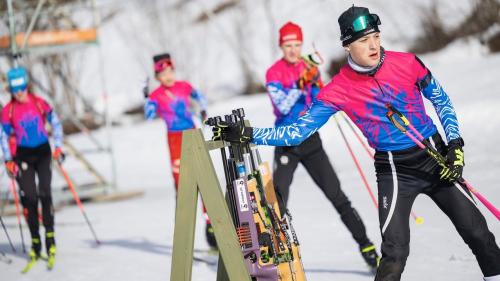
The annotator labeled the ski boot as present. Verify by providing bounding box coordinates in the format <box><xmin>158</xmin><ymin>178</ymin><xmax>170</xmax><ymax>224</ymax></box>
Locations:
<box><xmin>205</xmin><ymin>223</ymin><xmax>217</xmax><ymax>250</ymax></box>
<box><xmin>21</xmin><ymin>238</ymin><xmax>42</xmax><ymax>273</ymax></box>
<box><xmin>46</xmin><ymin>231</ymin><xmax>56</xmax><ymax>270</ymax></box>
<box><xmin>360</xmin><ymin>242</ymin><xmax>380</xmax><ymax>272</ymax></box>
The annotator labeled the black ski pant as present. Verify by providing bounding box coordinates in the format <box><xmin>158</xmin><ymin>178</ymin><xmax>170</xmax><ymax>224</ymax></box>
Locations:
<box><xmin>273</xmin><ymin>132</ymin><xmax>370</xmax><ymax>246</ymax></box>
<box><xmin>374</xmin><ymin>133</ymin><xmax>500</xmax><ymax>281</ymax></box>
<box><xmin>14</xmin><ymin>142</ymin><xmax>55</xmax><ymax>251</ymax></box>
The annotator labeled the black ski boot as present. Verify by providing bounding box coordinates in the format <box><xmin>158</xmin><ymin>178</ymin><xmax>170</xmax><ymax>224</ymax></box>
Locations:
<box><xmin>205</xmin><ymin>223</ymin><xmax>217</xmax><ymax>250</ymax></box>
<box><xmin>360</xmin><ymin>242</ymin><xmax>380</xmax><ymax>272</ymax></box>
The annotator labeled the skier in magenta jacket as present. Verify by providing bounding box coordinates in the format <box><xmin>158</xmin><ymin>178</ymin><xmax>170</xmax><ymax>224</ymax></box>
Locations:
<box><xmin>144</xmin><ymin>53</ymin><xmax>216</xmax><ymax>248</ymax></box>
<box><xmin>213</xmin><ymin>6</ymin><xmax>500</xmax><ymax>281</ymax></box>
<box><xmin>1</xmin><ymin>66</ymin><xmax>64</xmax><ymax>268</ymax></box>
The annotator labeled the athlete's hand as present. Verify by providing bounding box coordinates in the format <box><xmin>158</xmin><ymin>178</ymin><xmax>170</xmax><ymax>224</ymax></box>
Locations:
<box><xmin>211</xmin><ymin>121</ymin><xmax>253</xmax><ymax>143</ymax></box>
<box><xmin>200</xmin><ymin>110</ymin><xmax>208</xmax><ymax>122</ymax></box>
<box><xmin>443</xmin><ymin>138</ymin><xmax>464</xmax><ymax>182</ymax></box>
<box><xmin>5</xmin><ymin>160</ymin><xmax>18</xmax><ymax>178</ymax></box>
<box><xmin>52</xmin><ymin>147</ymin><xmax>65</xmax><ymax>164</ymax></box>
<box><xmin>298</xmin><ymin>66</ymin><xmax>321</xmax><ymax>89</ymax></box>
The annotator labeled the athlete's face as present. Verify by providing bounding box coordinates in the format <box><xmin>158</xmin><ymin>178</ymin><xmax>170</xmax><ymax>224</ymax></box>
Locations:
<box><xmin>280</xmin><ymin>40</ymin><xmax>302</xmax><ymax>64</ymax></box>
<box><xmin>13</xmin><ymin>89</ymin><xmax>28</xmax><ymax>103</ymax></box>
<box><xmin>345</xmin><ymin>32</ymin><xmax>381</xmax><ymax>67</ymax></box>
<box><xmin>156</xmin><ymin>67</ymin><xmax>176</xmax><ymax>87</ymax></box>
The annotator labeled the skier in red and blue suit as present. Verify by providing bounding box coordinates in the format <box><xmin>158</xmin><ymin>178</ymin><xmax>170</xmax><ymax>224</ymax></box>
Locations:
<box><xmin>1</xmin><ymin>66</ymin><xmax>64</xmax><ymax>266</ymax></box>
<box><xmin>215</xmin><ymin>6</ymin><xmax>500</xmax><ymax>281</ymax></box>
<box><xmin>143</xmin><ymin>53</ymin><xmax>216</xmax><ymax>248</ymax></box>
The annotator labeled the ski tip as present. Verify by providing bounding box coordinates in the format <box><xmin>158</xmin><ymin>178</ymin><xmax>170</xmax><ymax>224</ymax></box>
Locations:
<box><xmin>21</xmin><ymin>262</ymin><xmax>36</xmax><ymax>274</ymax></box>
<box><xmin>415</xmin><ymin>217</ymin><xmax>424</xmax><ymax>225</ymax></box>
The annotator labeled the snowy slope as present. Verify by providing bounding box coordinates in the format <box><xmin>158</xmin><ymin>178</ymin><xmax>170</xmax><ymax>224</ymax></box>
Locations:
<box><xmin>1</xmin><ymin>39</ymin><xmax>499</xmax><ymax>281</ymax></box>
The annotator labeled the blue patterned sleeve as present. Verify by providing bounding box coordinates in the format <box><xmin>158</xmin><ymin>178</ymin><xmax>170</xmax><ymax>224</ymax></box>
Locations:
<box><xmin>267</xmin><ymin>82</ymin><xmax>305</xmax><ymax>115</ymax></box>
<box><xmin>0</xmin><ymin>125</ymin><xmax>12</xmax><ymax>161</ymax></box>
<box><xmin>47</xmin><ymin>111</ymin><xmax>63</xmax><ymax>148</ymax></box>
<box><xmin>144</xmin><ymin>99</ymin><xmax>158</xmax><ymax>120</ymax></box>
<box><xmin>190</xmin><ymin>90</ymin><xmax>208</xmax><ymax>111</ymax></box>
<box><xmin>252</xmin><ymin>99</ymin><xmax>338</xmax><ymax>146</ymax></box>
<box><xmin>420</xmin><ymin>75</ymin><xmax>461</xmax><ymax>142</ymax></box>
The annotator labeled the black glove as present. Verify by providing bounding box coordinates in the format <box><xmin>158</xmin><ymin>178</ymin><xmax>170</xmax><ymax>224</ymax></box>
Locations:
<box><xmin>210</xmin><ymin>121</ymin><xmax>253</xmax><ymax>143</ymax></box>
<box><xmin>440</xmin><ymin>137</ymin><xmax>464</xmax><ymax>182</ymax></box>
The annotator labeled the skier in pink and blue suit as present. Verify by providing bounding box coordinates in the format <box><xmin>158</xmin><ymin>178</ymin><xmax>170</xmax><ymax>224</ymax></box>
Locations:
<box><xmin>215</xmin><ymin>6</ymin><xmax>500</xmax><ymax>281</ymax></box>
<box><xmin>143</xmin><ymin>53</ymin><xmax>216</xmax><ymax>248</ymax></box>
<box><xmin>1</xmin><ymin>66</ymin><xmax>64</xmax><ymax>265</ymax></box>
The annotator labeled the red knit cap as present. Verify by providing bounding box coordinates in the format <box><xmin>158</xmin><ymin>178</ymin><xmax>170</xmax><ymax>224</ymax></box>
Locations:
<box><xmin>279</xmin><ymin>22</ymin><xmax>303</xmax><ymax>45</ymax></box>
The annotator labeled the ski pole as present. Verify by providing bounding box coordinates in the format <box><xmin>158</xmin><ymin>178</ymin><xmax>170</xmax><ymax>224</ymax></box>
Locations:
<box><xmin>385</xmin><ymin>104</ymin><xmax>500</xmax><ymax>221</ymax></box>
<box><xmin>55</xmin><ymin>162</ymin><xmax>101</xmax><ymax>244</ymax></box>
<box><xmin>340</xmin><ymin>112</ymin><xmax>375</xmax><ymax>159</ymax></box>
<box><xmin>334</xmin><ymin>115</ymin><xmax>378</xmax><ymax>208</ymax></box>
<box><xmin>0</xmin><ymin>215</ymin><xmax>16</xmax><ymax>252</ymax></box>
<box><xmin>9</xmin><ymin>179</ymin><xmax>26</xmax><ymax>253</ymax></box>
<box><xmin>338</xmin><ymin>114</ymin><xmax>424</xmax><ymax>224</ymax></box>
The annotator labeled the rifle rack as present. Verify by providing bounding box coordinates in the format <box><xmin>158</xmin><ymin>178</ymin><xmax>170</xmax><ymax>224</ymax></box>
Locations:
<box><xmin>170</xmin><ymin>128</ymin><xmax>251</xmax><ymax>281</ymax></box>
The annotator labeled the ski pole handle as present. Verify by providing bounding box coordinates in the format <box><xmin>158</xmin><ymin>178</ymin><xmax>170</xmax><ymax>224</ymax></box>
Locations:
<box><xmin>385</xmin><ymin>104</ymin><xmax>410</xmax><ymax>133</ymax></box>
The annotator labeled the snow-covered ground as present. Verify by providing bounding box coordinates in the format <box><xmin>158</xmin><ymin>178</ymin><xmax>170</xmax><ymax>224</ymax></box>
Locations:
<box><xmin>1</xmin><ymin>42</ymin><xmax>500</xmax><ymax>281</ymax></box>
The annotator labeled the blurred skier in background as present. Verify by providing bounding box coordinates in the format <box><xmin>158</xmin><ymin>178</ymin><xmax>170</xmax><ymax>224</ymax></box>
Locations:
<box><xmin>143</xmin><ymin>53</ymin><xmax>216</xmax><ymax>248</ymax></box>
<box><xmin>1</xmin><ymin>66</ymin><xmax>64</xmax><ymax>270</ymax></box>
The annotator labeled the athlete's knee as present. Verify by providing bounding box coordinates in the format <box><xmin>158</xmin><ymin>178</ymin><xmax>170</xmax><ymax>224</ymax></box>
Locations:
<box><xmin>38</xmin><ymin>193</ymin><xmax>53</xmax><ymax>205</ymax></box>
<box><xmin>460</xmin><ymin>226</ymin><xmax>493</xmax><ymax>247</ymax></box>
<box><xmin>333</xmin><ymin>195</ymin><xmax>352</xmax><ymax>212</ymax></box>
<box><xmin>171</xmin><ymin>158</ymin><xmax>180</xmax><ymax>174</ymax></box>
<box><xmin>20</xmin><ymin>192</ymin><xmax>37</xmax><ymax>207</ymax></box>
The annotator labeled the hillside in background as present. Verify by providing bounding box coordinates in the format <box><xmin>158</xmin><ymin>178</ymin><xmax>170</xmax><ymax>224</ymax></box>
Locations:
<box><xmin>2</xmin><ymin>0</ymin><xmax>497</xmax><ymax>120</ymax></box>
